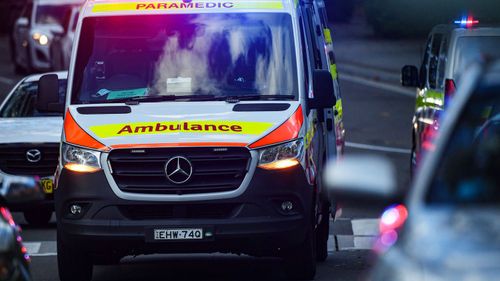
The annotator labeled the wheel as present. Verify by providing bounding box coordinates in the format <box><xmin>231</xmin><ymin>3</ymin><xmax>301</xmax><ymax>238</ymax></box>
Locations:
<box><xmin>316</xmin><ymin>202</ymin><xmax>330</xmax><ymax>262</ymax></box>
<box><xmin>57</xmin><ymin>228</ymin><xmax>93</xmax><ymax>281</ymax></box>
<box><xmin>23</xmin><ymin>209</ymin><xmax>52</xmax><ymax>226</ymax></box>
<box><xmin>283</xmin><ymin>228</ymin><xmax>317</xmax><ymax>280</ymax></box>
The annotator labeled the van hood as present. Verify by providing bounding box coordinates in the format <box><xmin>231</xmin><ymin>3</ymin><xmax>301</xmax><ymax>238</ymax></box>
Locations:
<box><xmin>0</xmin><ymin>117</ymin><xmax>63</xmax><ymax>144</ymax></box>
<box><xmin>67</xmin><ymin>102</ymin><xmax>301</xmax><ymax>149</ymax></box>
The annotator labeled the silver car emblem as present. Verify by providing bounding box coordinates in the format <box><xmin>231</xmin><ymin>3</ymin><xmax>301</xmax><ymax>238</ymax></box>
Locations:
<box><xmin>26</xmin><ymin>149</ymin><xmax>42</xmax><ymax>163</ymax></box>
<box><xmin>165</xmin><ymin>156</ymin><xmax>193</xmax><ymax>184</ymax></box>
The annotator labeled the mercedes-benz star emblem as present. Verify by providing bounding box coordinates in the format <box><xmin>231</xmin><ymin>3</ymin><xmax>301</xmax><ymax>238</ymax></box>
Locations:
<box><xmin>26</xmin><ymin>149</ymin><xmax>42</xmax><ymax>163</ymax></box>
<box><xmin>165</xmin><ymin>156</ymin><xmax>193</xmax><ymax>184</ymax></box>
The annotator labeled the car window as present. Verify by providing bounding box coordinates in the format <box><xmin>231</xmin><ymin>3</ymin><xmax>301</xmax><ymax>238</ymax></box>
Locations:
<box><xmin>437</xmin><ymin>37</ymin><xmax>448</xmax><ymax>91</ymax></box>
<box><xmin>454</xmin><ymin>36</ymin><xmax>500</xmax><ymax>77</ymax></box>
<box><xmin>419</xmin><ymin>37</ymin><xmax>432</xmax><ymax>88</ymax></box>
<box><xmin>428</xmin><ymin>34</ymin><xmax>442</xmax><ymax>89</ymax></box>
<box><xmin>426</xmin><ymin>85</ymin><xmax>500</xmax><ymax>205</ymax></box>
<box><xmin>0</xmin><ymin>80</ymin><xmax>66</xmax><ymax>117</ymax></box>
<box><xmin>35</xmin><ymin>4</ymin><xmax>73</xmax><ymax>25</ymax></box>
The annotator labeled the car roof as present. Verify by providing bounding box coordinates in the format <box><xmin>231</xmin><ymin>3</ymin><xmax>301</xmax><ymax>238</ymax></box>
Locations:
<box><xmin>82</xmin><ymin>0</ymin><xmax>295</xmax><ymax>18</ymax></box>
<box><xmin>432</xmin><ymin>24</ymin><xmax>500</xmax><ymax>36</ymax></box>
<box><xmin>23</xmin><ymin>71</ymin><xmax>68</xmax><ymax>83</ymax></box>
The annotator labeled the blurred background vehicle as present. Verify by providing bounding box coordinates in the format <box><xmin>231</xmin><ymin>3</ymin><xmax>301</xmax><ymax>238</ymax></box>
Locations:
<box><xmin>49</xmin><ymin>5</ymin><xmax>79</xmax><ymax>71</ymax></box>
<box><xmin>9</xmin><ymin>0</ymin><xmax>82</xmax><ymax>74</ymax></box>
<box><xmin>402</xmin><ymin>19</ymin><xmax>500</xmax><ymax>173</ymax></box>
<box><xmin>0</xmin><ymin>71</ymin><xmax>66</xmax><ymax>225</ymax></box>
<box><xmin>0</xmin><ymin>205</ymin><xmax>31</xmax><ymax>281</ymax></box>
<box><xmin>326</xmin><ymin>61</ymin><xmax>500</xmax><ymax>281</ymax></box>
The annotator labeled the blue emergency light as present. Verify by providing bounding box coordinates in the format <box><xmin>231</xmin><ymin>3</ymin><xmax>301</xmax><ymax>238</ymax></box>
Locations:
<box><xmin>454</xmin><ymin>16</ymin><xmax>479</xmax><ymax>28</ymax></box>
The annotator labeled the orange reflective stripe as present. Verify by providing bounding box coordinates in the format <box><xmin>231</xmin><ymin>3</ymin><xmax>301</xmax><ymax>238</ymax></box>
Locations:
<box><xmin>64</xmin><ymin>111</ymin><xmax>109</xmax><ymax>151</ymax></box>
<box><xmin>111</xmin><ymin>142</ymin><xmax>248</xmax><ymax>149</ymax></box>
<box><xmin>249</xmin><ymin>106</ymin><xmax>303</xmax><ymax>149</ymax></box>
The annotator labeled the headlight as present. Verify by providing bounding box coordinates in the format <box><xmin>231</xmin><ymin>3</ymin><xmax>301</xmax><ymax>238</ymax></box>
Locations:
<box><xmin>258</xmin><ymin>139</ymin><xmax>303</xmax><ymax>170</ymax></box>
<box><xmin>32</xmin><ymin>32</ymin><xmax>49</xmax><ymax>45</ymax></box>
<box><xmin>62</xmin><ymin>143</ymin><xmax>102</xmax><ymax>173</ymax></box>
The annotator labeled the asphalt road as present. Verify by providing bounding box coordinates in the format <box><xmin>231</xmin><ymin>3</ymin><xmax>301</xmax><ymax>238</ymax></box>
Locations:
<box><xmin>0</xmin><ymin>17</ymin><xmax>419</xmax><ymax>281</ymax></box>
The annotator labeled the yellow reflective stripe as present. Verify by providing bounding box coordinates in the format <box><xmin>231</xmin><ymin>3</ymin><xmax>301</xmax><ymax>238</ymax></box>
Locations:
<box><xmin>323</xmin><ymin>28</ymin><xmax>332</xmax><ymax>44</ymax></box>
<box><xmin>304</xmin><ymin>121</ymin><xmax>315</xmax><ymax>148</ymax></box>
<box><xmin>334</xmin><ymin>98</ymin><xmax>343</xmax><ymax>122</ymax></box>
<box><xmin>92</xmin><ymin>1</ymin><xmax>284</xmax><ymax>13</ymax></box>
<box><xmin>90</xmin><ymin>121</ymin><xmax>274</xmax><ymax>138</ymax></box>
<box><xmin>329</xmin><ymin>63</ymin><xmax>338</xmax><ymax>80</ymax></box>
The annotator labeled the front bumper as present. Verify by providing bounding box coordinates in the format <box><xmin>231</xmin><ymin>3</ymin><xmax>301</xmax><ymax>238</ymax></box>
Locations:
<box><xmin>0</xmin><ymin>171</ymin><xmax>53</xmax><ymax>211</ymax></box>
<box><xmin>55</xmin><ymin>165</ymin><xmax>314</xmax><ymax>257</ymax></box>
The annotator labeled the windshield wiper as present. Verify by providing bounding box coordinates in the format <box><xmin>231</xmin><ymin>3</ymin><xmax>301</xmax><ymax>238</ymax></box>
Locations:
<box><xmin>224</xmin><ymin>95</ymin><xmax>296</xmax><ymax>103</ymax></box>
<box><xmin>107</xmin><ymin>94</ymin><xmax>218</xmax><ymax>104</ymax></box>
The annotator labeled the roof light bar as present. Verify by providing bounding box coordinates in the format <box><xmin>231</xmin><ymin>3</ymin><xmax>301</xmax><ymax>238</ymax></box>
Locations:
<box><xmin>454</xmin><ymin>16</ymin><xmax>479</xmax><ymax>28</ymax></box>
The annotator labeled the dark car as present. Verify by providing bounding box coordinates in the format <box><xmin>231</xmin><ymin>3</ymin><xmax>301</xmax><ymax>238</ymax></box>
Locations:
<box><xmin>327</xmin><ymin>61</ymin><xmax>500</xmax><ymax>281</ymax></box>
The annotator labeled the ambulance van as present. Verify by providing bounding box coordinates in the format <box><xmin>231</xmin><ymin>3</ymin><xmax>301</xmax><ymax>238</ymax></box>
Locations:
<box><xmin>36</xmin><ymin>0</ymin><xmax>344</xmax><ymax>280</ymax></box>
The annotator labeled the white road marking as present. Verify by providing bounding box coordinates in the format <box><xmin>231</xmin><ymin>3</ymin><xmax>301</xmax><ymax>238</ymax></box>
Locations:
<box><xmin>30</xmin><ymin>252</ymin><xmax>57</xmax><ymax>257</ymax></box>
<box><xmin>340</xmin><ymin>73</ymin><xmax>415</xmax><ymax>97</ymax></box>
<box><xmin>24</xmin><ymin>242</ymin><xmax>41</xmax><ymax>254</ymax></box>
<box><xmin>352</xmin><ymin>237</ymin><xmax>376</xmax><ymax>250</ymax></box>
<box><xmin>0</xmin><ymin>76</ymin><xmax>14</xmax><ymax>85</ymax></box>
<box><xmin>351</xmin><ymin>219</ymin><xmax>380</xmax><ymax>236</ymax></box>
<box><xmin>346</xmin><ymin>142</ymin><xmax>411</xmax><ymax>154</ymax></box>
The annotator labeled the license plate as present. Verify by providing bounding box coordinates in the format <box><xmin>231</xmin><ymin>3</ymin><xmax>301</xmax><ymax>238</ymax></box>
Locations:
<box><xmin>154</xmin><ymin>228</ymin><xmax>203</xmax><ymax>240</ymax></box>
<box><xmin>40</xmin><ymin>178</ymin><xmax>54</xmax><ymax>194</ymax></box>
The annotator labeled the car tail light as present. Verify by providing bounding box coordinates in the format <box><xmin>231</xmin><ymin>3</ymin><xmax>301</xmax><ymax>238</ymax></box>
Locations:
<box><xmin>444</xmin><ymin>79</ymin><xmax>456</xmax><ymax>107</ymax></box>
<box><xmin>373</xmin><ymin>204</ymin><xmax>408</xmax><ymax>253</ymax></box>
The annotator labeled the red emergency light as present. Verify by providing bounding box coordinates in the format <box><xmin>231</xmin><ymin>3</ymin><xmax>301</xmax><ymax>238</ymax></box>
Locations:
<box><xmin>454</xmin><ymin>16</ymin><xmax>479</xmax><ymax>28</ymax></box>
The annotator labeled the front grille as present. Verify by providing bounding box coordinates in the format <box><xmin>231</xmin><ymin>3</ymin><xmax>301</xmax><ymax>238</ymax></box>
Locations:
<box><xmin>108</xmin><ymin>147</ymin><xmax>251</xmax><ymax>195</ymax></box>
<box><xmin>0</xmin><ymin>143</ymin><xmax>59</xmax><ymax>176</ymax></box>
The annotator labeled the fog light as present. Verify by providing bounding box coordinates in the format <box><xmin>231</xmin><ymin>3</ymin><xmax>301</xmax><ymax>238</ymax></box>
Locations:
<box><xmin>70</xmin><ymin>204</ymin><xmax>82</xmax><ymax>215</ymax></box>
<box><xmin>281</xmin><ymin>201</ymin><xmax>294</xmax><ymax>212</ymax></box>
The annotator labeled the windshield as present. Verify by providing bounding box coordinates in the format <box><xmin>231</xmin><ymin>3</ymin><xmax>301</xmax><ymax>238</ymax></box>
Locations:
<box><xmin>426</xmin><ymin>85</ymin><xmax>500</xmax><ymax>205</ymax></box>
<box><xmin>71</xmin><ymin>13</ymin><xmax>298</xmax><ymax>104</ymax></box>
<box><xmin>454</xmin><ymin>36</ymin><xmax>500</xmax><ymax>76</ymax></box>
<box><xmin>0</xmin><ymin>80</ymin><xmax>66</xmax><ymax>117</ymax></box>
<box><xmin>35</xmin><ymin>4</ymin><xmax>73</xmax><ymax>25</ymax></box>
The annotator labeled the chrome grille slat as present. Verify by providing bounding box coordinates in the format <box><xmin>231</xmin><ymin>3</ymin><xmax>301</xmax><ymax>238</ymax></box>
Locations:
<box><xmin>108</xmin><ymin>147</ymin><xmax>251</xmax><ymax>195</ymax></box>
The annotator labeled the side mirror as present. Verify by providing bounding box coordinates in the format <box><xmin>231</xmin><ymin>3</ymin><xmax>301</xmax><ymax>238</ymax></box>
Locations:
<box><xmin>37</xmin><ymin>74</ymin><xmax>64</xmax><ymax>113</ymax></box>
<box><xmin>401</xmin><ymin>65</ymin><xmax>419</xmax><ymax>87</ymax></box>
<box><xmin>324</xmin><ymin>155</ymin><xmax>402</xmax><ymax>205</ymax></box>
<box><xmin>308</xmin><ymin>70</ymin><xmax>336</xmax><ymax>110</ymax></box>
<box><xmin>16</xmin><ymin>17</ymin><xmax>29</xmax><ymax>27</ymax></box>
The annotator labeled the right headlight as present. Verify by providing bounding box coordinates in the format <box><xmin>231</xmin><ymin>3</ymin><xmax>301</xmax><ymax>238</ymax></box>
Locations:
<box><xmin>62</xmin><ymin>143</ymin><xmax>102</xmax><ymax>173</ymax></box>
<box><xmin>258</xmin><ymin>139</ymin><xmax>304</xmax><ymax>170</ymax></box>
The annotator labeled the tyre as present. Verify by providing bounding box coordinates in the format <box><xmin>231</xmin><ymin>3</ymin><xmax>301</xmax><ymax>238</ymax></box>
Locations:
<box><xmin>57</xmin><ymin>228</ymin><xmax>93</xmax><ymax>281</ymax></box>
<box><xmin>283</xmin><ymin>228</ymin><xmax>317</xmax><ymax>280</ymax></box>
<box><xmin>316</xmin><ymin>203</ymin><xmax>330</xmax><ymax>262</ymax></box>
<box><xmin>23</xmin><ymin>209</ymin><xmax>52</xmax><ymax>226</ymax></box>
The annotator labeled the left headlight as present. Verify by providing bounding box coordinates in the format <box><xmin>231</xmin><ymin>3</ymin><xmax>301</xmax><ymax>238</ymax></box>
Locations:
<box><xmin>32</xmin><ymin>32</ymin><xmax>49</xmax><ymax>45</ymax></box>
<box><xmin>62</xmin><ymin>143</ymin><xmax>102</xmax><ymax>173</ymax></box>
<box><xmin>258</xmin><ymin>139</ymin><xmax>303</xmax><ymax>170</ymax></box>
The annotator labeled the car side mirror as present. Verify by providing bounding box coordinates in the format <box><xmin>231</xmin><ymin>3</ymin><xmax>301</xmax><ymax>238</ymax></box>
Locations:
<box><xmin>324</xmin><ymin>155</ymin><xmax>403</xmax><ymax>206</ymax></box>
<box><xmin>36</xmin><ymin>74</ymin><xmax>64</xmax><ymax>113</ymax></box>
<box><xmin>401</xmin><ymin>65</ymin><xmax>419</xmax><ymax>87</ymax></box>
<box><xmin>0</xmin><ymin>175</ymin><xmax>44</xmax><ymax>204</ymax></box>
<box><xmin>16</xmin><ymin>17</ymin><xmax>29</xmax><ymax>27</ymax></box>
<box><xmin>308</xmin><ymin>70</ymin><xmax>336</xmax><ymax>110</ymax></box>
